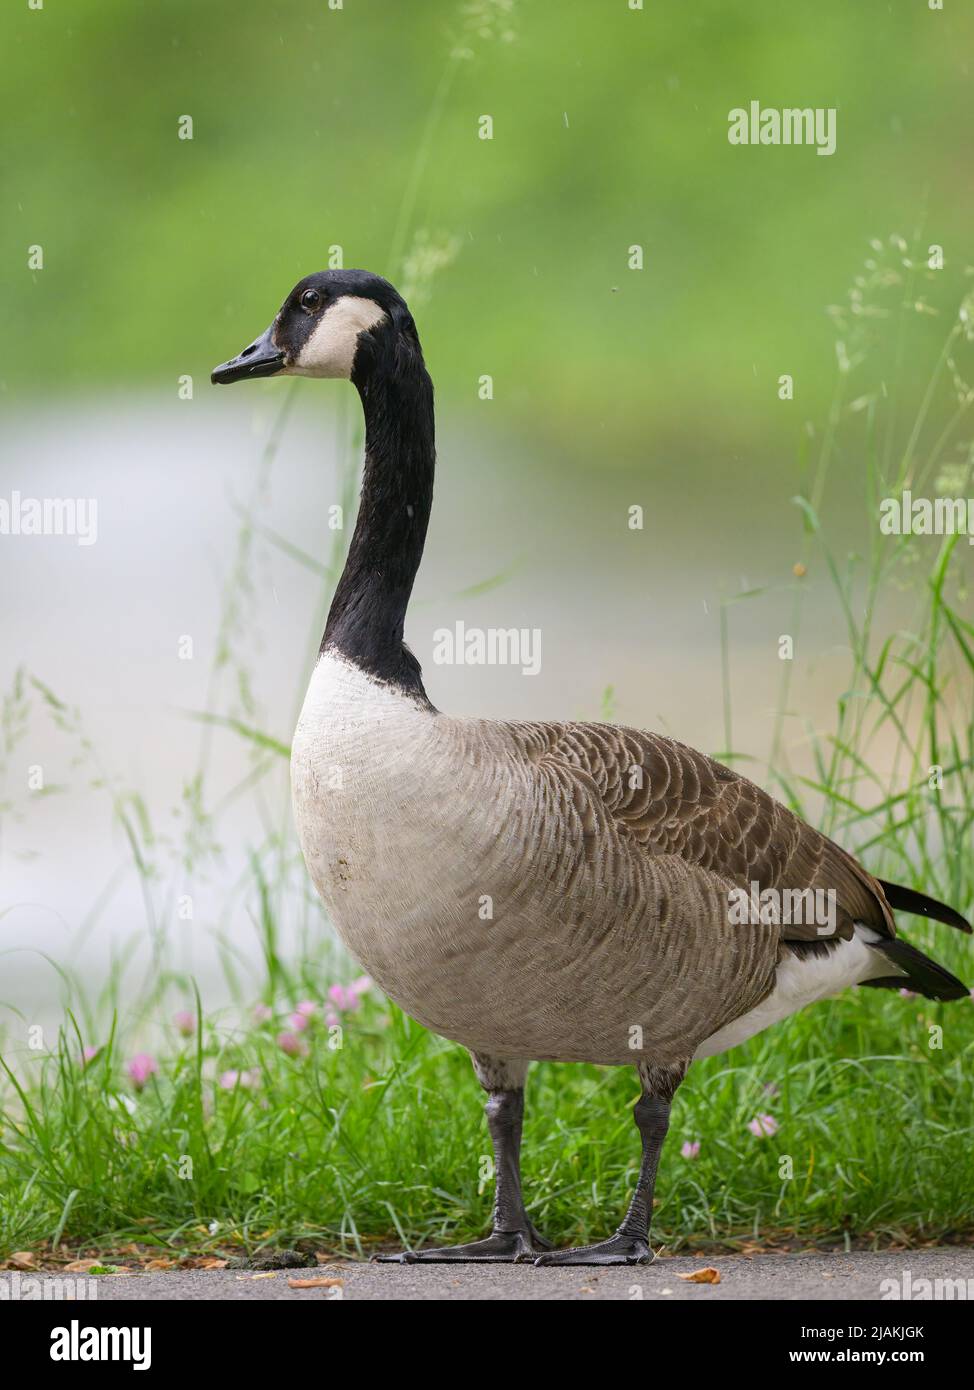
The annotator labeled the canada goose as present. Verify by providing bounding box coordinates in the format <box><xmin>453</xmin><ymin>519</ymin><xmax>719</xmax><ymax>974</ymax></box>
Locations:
<box><xmin>213</xmin><ymin>270</ymin><xmax>971</xmax><ymax>1266</ymax></box>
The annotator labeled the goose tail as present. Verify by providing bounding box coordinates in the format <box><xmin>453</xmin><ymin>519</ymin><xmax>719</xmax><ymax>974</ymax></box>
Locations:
<box><xmin>861</xmin><ymin>938</ymin><xmax>970</xmax><ymax>1002</ymax></box>
<box><xmin>878</xmin><ymin>879</ymin><xmax>972</xmax><ymax>934</ymax></box>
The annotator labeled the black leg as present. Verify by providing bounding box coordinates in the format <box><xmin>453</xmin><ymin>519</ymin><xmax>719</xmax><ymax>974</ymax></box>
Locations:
<box><xmin>375</xmin><ymin>1055</ymin><xmax>550</xmax><ymax>1263</ymax></box>
<box><xmin>535</xmin><ymin>1060</ymin><xmax>687</xmax><ymax>1267</ymax></box>
<box><xmin>485</xmin><ymin>1087</ymin><xmax>546</xmax><ymax>1238</ymax></box>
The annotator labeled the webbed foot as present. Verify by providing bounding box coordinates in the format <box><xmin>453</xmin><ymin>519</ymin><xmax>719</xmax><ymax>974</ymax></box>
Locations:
<box><xmin>375</xmin><ymin>1226</ymin><xmax>552</xmax><ymax>1264</ymax></box>
<box><xmin>534</xmin><ymin>1231</ymin><xmax>654</xmax><ymax>1266</ymax></box>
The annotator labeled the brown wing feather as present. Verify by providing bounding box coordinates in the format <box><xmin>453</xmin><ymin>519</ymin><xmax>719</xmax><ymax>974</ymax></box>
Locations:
<box><xmin>536</xmin><ymin>722</ymin><xmax>895</xmax><ymax>944</ymax></box>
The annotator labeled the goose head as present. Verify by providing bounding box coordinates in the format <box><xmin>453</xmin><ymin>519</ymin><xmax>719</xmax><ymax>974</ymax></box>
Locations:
<box><xmin>211</xmin><ymin>269</ymin><xmax>412</xmax><ymax>386</ymax></box>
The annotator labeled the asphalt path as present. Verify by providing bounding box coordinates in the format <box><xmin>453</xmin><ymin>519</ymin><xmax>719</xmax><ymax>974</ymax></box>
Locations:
<box><xmin>20</xmin><ymin>1248</ymin><xmax>974</xmax><ymax>1301</ymax></box>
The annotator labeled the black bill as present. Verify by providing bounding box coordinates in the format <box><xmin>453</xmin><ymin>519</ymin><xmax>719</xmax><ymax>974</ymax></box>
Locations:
<box><xmin>211</xmin><ymin>324</ymin><xmax>285</xmax><ymax>384</ymax></box>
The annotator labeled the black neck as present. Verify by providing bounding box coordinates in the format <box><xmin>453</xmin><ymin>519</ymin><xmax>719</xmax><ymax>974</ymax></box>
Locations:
<box><xmin>322</xmin><ymin>319</ymin><xmax>435</xmax><ymax>701</ymax></box>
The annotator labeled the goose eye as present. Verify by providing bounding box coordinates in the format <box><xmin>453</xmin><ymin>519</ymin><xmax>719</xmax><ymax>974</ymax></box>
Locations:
<box><xmin>300</xmin><ymin>288</ymin><xmax>322</xmax><ymax>312</ymax></box>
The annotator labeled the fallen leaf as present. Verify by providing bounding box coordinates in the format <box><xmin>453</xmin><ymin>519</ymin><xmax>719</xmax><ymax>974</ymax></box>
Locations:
<box><xmin>287</xmin><ymin>1276</ymin><xmax>344</xmax><ymax>1290</ymax></box>
<box><xmin>63</xmin><ymin>1259</ymin><xmax>101</xmax><ymax>1274</ymax></box>
<box><xmin>677</xmin><ymin>1266</ymin><xmax>720</xmax><ymax>1285</ymax></box>
<box><xmin>144</xmin><ymin>1259</ymin><xmax>176</xmax><ymax>1271</ymax></box>
<box><xmin>198</xmin><ymin>1258</ymin><xmax>229</xmax><ymax>1270</ymax></box>
<box><xmin>7</xmin><ymin>1252</ymin><xmax>38</xmax><ymax>1271</ymax></box>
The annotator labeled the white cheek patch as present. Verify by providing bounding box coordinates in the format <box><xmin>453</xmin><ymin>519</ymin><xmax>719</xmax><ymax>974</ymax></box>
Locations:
<box><xmin>288</xmin><ymin>296</ymin><xmax>387</xmax><ymax>379</ymax></box>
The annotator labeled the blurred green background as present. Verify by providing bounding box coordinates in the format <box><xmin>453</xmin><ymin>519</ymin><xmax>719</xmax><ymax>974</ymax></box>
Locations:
<box><xmin>3</xmin><ymin>0</ymin><xmax>974</xmax><ymax>1260</ymax></box>
<box><xmin>4</xmin><ymin>0</ymin><xmax>973</xmax><ymax>472</ymax></box>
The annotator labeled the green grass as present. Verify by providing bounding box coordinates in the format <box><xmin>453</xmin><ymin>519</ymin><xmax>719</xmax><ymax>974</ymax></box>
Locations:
<box><xmin>0</xmin><ymin>967</ymin><xmax>972</xmax><ymax>1260</ymax></box>
<box><xmin>2</xmin><ymin>240</ymin><xmax>974</xmax><ymax>1262</ymax></box>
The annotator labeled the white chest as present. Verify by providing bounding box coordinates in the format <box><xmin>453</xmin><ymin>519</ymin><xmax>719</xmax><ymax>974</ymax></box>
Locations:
<box><xmin>291</xmin><ymin>653</ymin><xmax>438</xmax><ymax>913</ymax></box>
<box><xmin>289</xmin><ymin>654</ymin><xmax>585</xmax><ymax>1058</ymax></box>
<box><xmin>290</xmin><ymin>654</ymin><xmax>492</xmax><ymax>1014</ymax></box>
